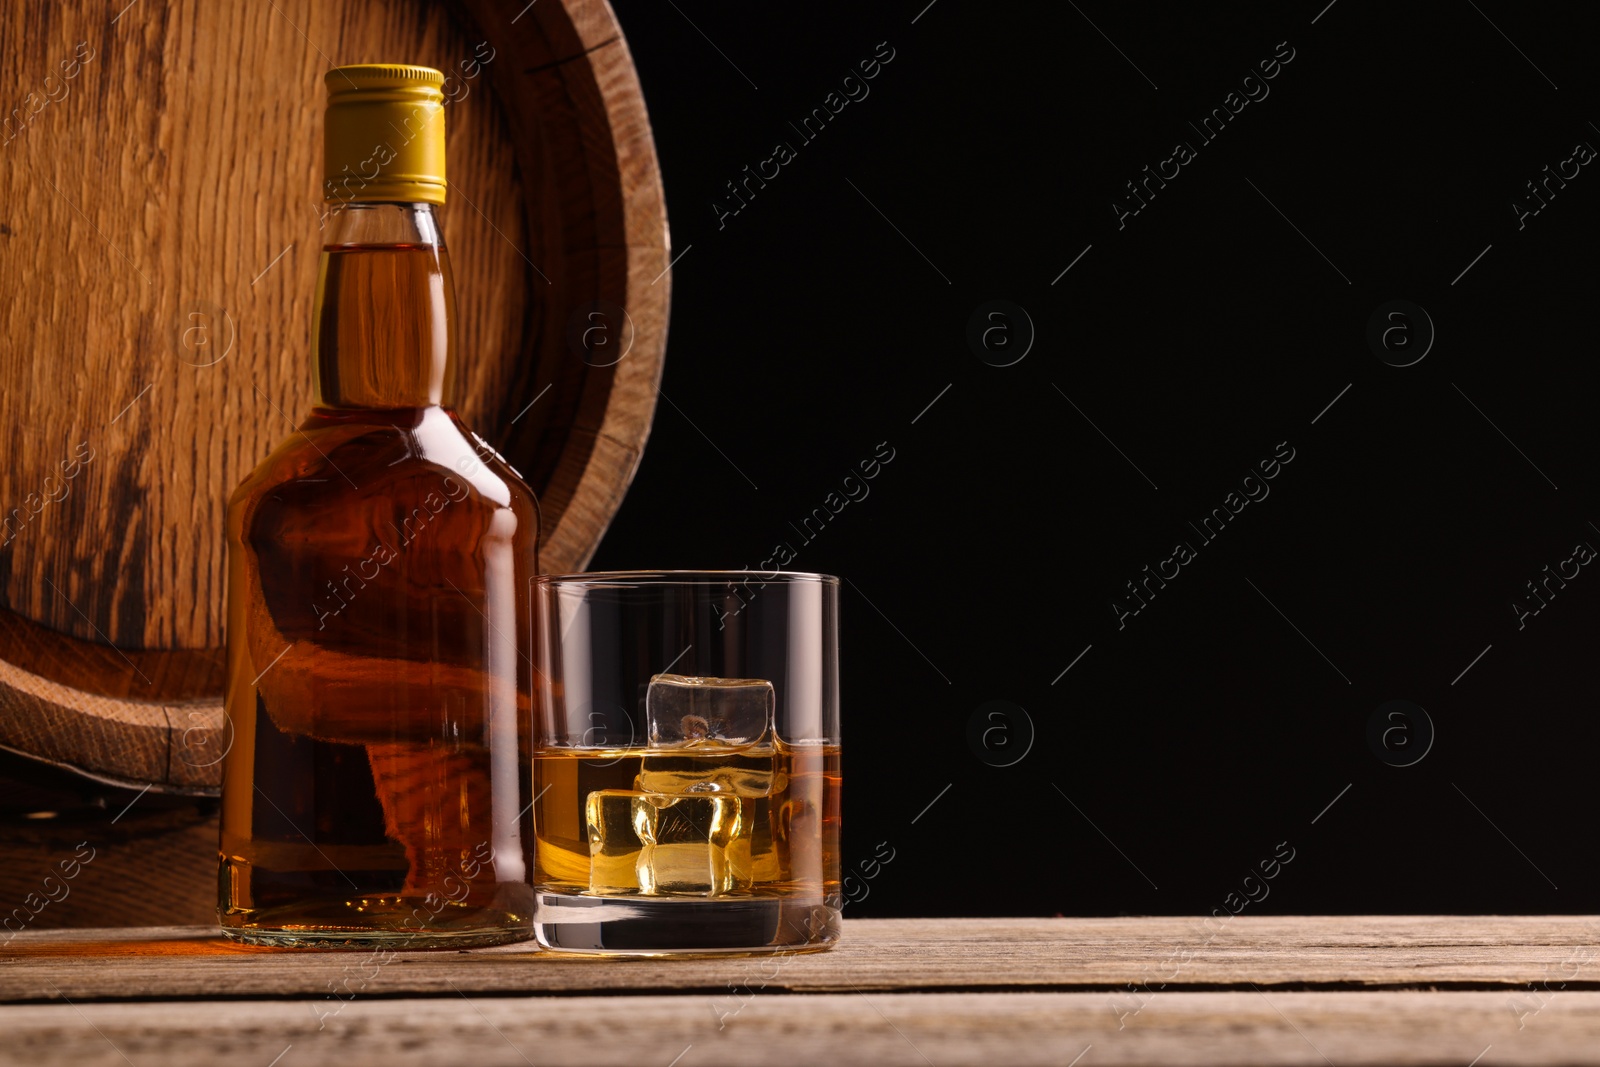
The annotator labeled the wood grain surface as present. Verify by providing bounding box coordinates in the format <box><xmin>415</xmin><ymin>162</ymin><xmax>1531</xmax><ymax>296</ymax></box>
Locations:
<box><xmin>3</xmin><ymin>918</ymin><xmax>1599</xmax><ymax>1066</ymax></box>
<box><xmin>4</xmin><ymin>916</ymin><xmax>1599</xmax><ymax>1001</ymax></box>
<box><xmin>7</xmin><ymin>990</ymin><xmax>1598</xmax><ymax>1067</ymax></box>
<box><xmin>0</xmin><ymin>0</ymin><xmax>668</xmax><ymax>795</ymax></box>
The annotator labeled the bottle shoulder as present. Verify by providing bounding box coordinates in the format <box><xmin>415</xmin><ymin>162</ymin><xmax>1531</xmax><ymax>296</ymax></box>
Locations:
<box><xmin>229</xmin><ymin>406</ymin><xmax>537</xmax><ymax>522</ymax></box>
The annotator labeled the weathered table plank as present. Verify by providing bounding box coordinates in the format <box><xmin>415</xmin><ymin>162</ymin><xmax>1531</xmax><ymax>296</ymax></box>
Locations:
<box><xmin>3</xmin><ymin>916</ymin><xmax>1597</xmax><ymax>1003</ymax></box>
<box><xmin>0</xmin><ymin>990</ymin><xmax>1592</xmax><ymax>1066</ymax></box>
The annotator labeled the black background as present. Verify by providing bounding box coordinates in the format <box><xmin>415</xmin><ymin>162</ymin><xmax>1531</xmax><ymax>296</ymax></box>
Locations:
<box><xmin>592</xmin><ymin>0</ymin><xmax>1600</xmax><ymax>917</ymax></box>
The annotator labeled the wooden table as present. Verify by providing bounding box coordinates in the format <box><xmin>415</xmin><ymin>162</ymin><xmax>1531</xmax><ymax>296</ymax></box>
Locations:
<box><xmin>2</xmin><ymin>916</ymin><xmax>1597</xmax><ymax>1065</ymax></box>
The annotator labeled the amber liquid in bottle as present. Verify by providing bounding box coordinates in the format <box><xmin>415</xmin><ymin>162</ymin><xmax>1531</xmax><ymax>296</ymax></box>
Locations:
<box><xmin>219</xmin><ymin>203</ymin><xmax>538</xmax><ymax>947</ymax></box>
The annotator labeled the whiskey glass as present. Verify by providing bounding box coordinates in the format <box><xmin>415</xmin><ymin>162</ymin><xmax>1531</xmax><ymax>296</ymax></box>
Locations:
<box><xmin>530</xmin><ymin>571</ymin><xmax>841</xmax><ymax>954</ymax></box>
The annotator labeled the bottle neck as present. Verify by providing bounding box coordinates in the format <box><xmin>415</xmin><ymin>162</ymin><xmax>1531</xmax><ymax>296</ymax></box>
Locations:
<box><xmin>312</xmin><ymin>202</ymin><xmax>457</xmax><ymax>410</ymax></box>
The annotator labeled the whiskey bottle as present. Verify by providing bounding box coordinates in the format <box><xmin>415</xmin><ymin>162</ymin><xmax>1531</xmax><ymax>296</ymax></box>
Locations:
<box><xmin>218</xmin><ymin>65</ymin><xmax>538</xmax><ymax>947</ymax></box>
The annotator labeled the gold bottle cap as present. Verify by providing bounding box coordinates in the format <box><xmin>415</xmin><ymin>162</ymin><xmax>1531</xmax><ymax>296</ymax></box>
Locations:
<box><xmin>322</xmin><ymin>64</ymin><xmax>446</xmax><ymax>205</ymax></box>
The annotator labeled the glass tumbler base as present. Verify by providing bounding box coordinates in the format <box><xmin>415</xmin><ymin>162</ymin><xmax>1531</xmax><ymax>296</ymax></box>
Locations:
<box><xmin>531</xmin><ymin>890</ymin><xmax>842</xmax><ymax>956</ymax></box>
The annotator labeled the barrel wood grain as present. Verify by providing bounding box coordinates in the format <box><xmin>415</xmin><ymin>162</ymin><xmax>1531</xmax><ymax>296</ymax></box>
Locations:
<box><xmin>0</xmin><ymin>0</ymin><xmax>668</xmax><ymax>799</ymax></box>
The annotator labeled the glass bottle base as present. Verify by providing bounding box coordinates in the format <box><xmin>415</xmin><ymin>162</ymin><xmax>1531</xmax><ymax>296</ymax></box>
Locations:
<box><xmin>219</xmin><ymin>922</ymin><xmax>530</xmax><ymax>950</ymax></box>
<box><xmin>219</xmin><ymin>895</ymin><xmax>533</xmax><ymax>950</ymax></box>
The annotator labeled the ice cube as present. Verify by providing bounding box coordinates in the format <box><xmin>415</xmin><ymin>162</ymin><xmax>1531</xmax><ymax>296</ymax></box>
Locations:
<box><xmin>636</xmin><ymin>747</ymin><xmax>786</xmax><ymax>885</ymax></box>
<box><xmin>636</xmin><ymin>751</ymin><xmax>784</xmax><ymax>798</ymax></box>
<box><xmin>585</xmin><ymin>789</ymin><xmax>752</xmax><ymax>896</ymax></box>
<box><xmin>640</xmin><ymin>675</ymin><xmax>782</xmax><ymax>794</ymax></box>
<box><xmin>636</xmin><ymin>742</ymin><xmax>784</xmax><ymax>887</ymax></box>
<box><xmin>646</xmin><ymin>673</ymin><xmax>774</xmax><ymax>748</ymax></box>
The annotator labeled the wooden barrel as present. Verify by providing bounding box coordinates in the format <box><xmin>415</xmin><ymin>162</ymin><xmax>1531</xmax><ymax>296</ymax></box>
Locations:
<box><xmin>0</xmin><ymin>0</ymin><xmax>667</xmax><ymax>926</ymax></box>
